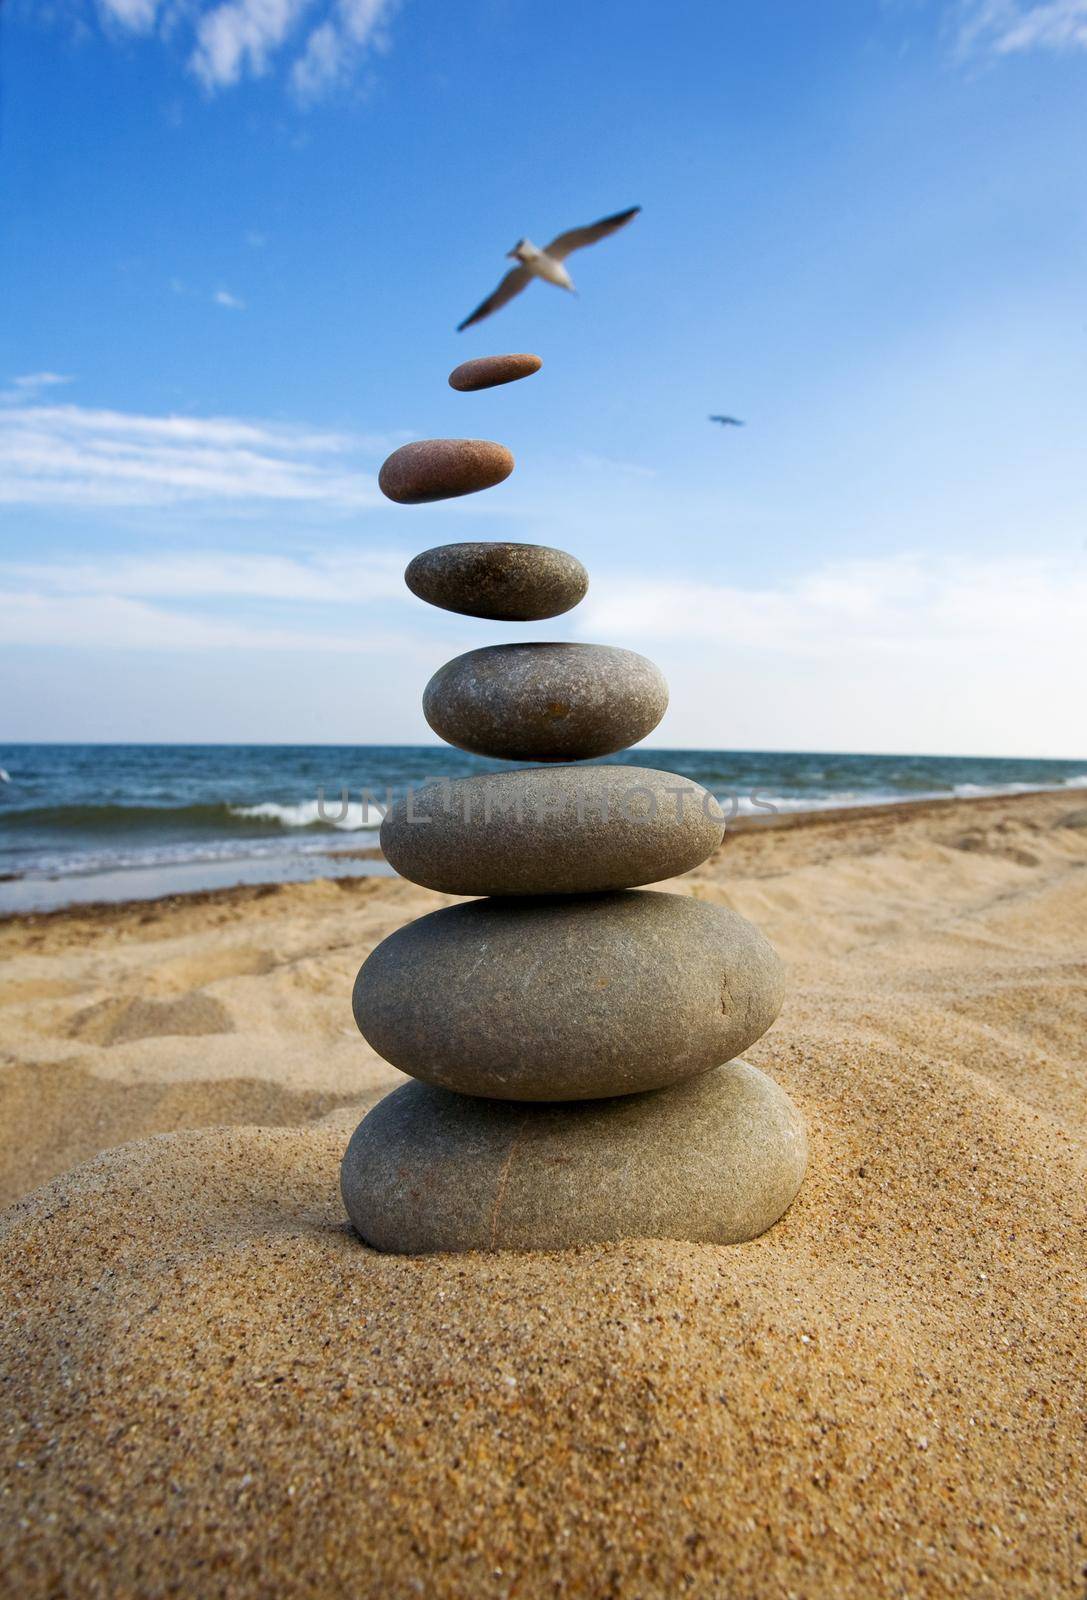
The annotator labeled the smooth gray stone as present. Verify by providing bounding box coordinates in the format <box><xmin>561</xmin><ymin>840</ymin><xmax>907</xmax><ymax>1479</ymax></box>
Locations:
<box><xmin>405</xmin><ymin>541</ymin><xmax>588</xmax><ymax>622</ymax></box>
<box><xmin>422</xmin><ymin>643</ymin><xmax>668</xmax><ymax>762</ymax></box>
<box><xmin>352</xmin><ymin>890</ymin><xmax>785</xmax><ymax>1100</ymax></box>
<box><xmin>380</xmin><ymin>766</ymin><xmax>725</xmax><ymax>895</ymax></box>
<box><xmin>378</xmin><ymin>439</ymin><xmax>514</xmax><ymax>504</ymax></box>
<box><xmin>340</xmin><ymin>1060</ymin><xmax>808</xmax><ymax>1254</ymax></box>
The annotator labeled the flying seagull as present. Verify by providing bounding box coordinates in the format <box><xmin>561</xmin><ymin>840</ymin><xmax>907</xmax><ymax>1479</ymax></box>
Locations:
<box><xmin>457</xmin><ymin>206</ymin><xmax>641</xmax><ymax>332</ymax></box>
<box><xmin>709</xmin><ymin>415</ymin><xmax>745</xmax><ymax>427</ymax></box>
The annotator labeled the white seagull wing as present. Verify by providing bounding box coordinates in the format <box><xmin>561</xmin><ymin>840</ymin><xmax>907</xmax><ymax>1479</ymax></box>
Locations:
<box><xmin>456</xmin><ymin>265</ymin><xmax>532</xmax><ymax>332</ymax></box>
<box><xmin>544</xmin><ymin>205</ymin><xmax>641</xmax><ymax>263</ymax></box>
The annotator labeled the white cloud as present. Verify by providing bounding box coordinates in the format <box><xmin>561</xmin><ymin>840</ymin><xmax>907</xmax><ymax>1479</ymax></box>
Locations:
<box><xmin>79</xmin><ymin>0</ymin><xmax>401</xmax><ymax>99</ymax></box>
<box><xmin>0</xmin><ymin>402</ymin><xmax>400</xmax><ymax>509</ymax></box>
<box><xmin>213</xmin><ymin>287</ymin><xmax>247</xmax><ymax>309</ymax></box>
<box><xmin>0</xmin><ymin>549</ymin><xmax>422</xmax><ymax>657</ymax></box>
<box><xmin>3</xmin><ymin>549</ymin><xmax>410</xmax><ymax>603</ymax></box>
<box><xmin>0</xmin><ymin>372</ymin><xmax>74</xmax><ymax>405</ymax></box>
<box><xmin>291</xmin><ymin>0</ymin><xmax>397</xmax><ymax>102</ymax></box>
<box><xmin>957</xmin><ymin>0</ymin><xmax>1087</xmax><ymax>54</ymax></box>
<box><xmin>0</xmin><ymin>589</ymin><xmax>403</xmax><ymax>654</ymax></box>
<box><xmin>577</xmin><ymin>554</ymin><xmax>1087</xmax><ymax>657</ymax></box>
<box><xmin>2</xmin><ymin>548</ymin><xmax>1082</xmax><ymax>753</ymax></box>
<box><xmin>97</xmin><ymin>0</ymin><xmax>161</xmax><ymax>31</ymax></box>
<box><xmin>575</xmin><ymin>553</ymin><xmax>1085</xmax><ymax>757</ymax></box>
<box><xmin>190</xmin><ymin>0</ymin><xmax>314</xmax><ymax>90</ymax></box>
<box><xmin>290</xmin><ymin>18</ymin><xmax>341</xmax><ymax>98</ymax></box>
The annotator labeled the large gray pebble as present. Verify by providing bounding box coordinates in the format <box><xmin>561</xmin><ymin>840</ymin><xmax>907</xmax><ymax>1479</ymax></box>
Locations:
<box><xmin>352</xmin><ymin>890</ymin><xmax>785</xmax><ymax>1100</ymax></box>
<box><xmin>405</xmin><ymin>541</ymin><xmax>587</xmax><ymax>621</ymax></box>
<box><xmin>381</xmin><ymin>766</ymin><xmax>725</xmax><ymax>895</ymax></box>
<box><xmin>423</xmin><ymin>643</ymin><xmax>668</xmax><ymax>762</ymax></box>
<box><xmin>340</xmin><ymin>1060</ymin><xmax>808</xmax><ymax>1254</ymax></box>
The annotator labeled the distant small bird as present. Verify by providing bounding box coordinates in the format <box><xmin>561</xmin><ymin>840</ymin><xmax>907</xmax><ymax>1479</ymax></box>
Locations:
<box><xmin>709</xmin><ymin>415</ymin><xmax>745</xmax><ymax>427</ymax></box>
<box><xmin>457</xmin><ymin>206</ymin><xmax>641</xmax><ymax>332</ymax></box>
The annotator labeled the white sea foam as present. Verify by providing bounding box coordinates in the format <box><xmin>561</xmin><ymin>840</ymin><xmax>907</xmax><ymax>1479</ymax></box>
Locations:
<box><xmin>952</xmin><ymin>776</ymin><xmax>1087</xmax><ymax>798</ymax></box>
<box><xmin>722</xmin><ymin>773</ymin><xmax>1087</xmax><ymax>817</ymax></box>
<box><xmin>230</xmin><ymin>799</ymin><xmax>384</xmax><ymax>830</ymax></box>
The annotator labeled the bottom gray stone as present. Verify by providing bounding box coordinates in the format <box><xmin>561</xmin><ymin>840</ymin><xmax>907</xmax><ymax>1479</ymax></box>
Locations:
<box><xmin>340</xmin><ymin>1061</ymin><xmax>807</xmax><ymax>1255</ymax></box>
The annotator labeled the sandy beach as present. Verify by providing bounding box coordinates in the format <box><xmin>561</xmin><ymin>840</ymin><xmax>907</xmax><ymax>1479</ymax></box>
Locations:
<box><xmin>1</xmin><ymin>786</ymin><xmax>1085</xmax><ymax>1596</ymax></box>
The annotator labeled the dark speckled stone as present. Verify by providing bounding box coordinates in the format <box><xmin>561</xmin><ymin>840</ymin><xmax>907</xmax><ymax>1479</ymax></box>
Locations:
<box><xmin>340</xmin><ymin>1060</ymin><xmax>808</xmax><ymax>1254</ymax></box>
<box><xmin>448</xmin><ymin>353</ymin><xmax>541</xmax><ymax>391</ymax></box>
<box><xmin>352</xmin><ymin>890</ymin><xmax>785</xmax><ymax>1101</ymax></box>
<box><xmin>378</xmin><ymin>439</ymin><xmax>514</xmax><ymax>504</ymax></box>
<box><xmin>422</xmin><ymin>642</ymin><xmax>668</xmax><ymax>762</ymax></box>
<box><xmin>380</xmin><ymin>766</ymin><xmax>725</xmax><ymax>895</ymax></box>
<box><xmin>405</xmin><ymin>542</ymin><xmax>587</xmax><ymax>622</ymax></box>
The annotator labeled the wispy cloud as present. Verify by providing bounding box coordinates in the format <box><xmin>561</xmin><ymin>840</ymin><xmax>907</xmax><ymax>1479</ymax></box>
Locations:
<box><xmin>97</xmin><ymin>0</ymin><xmax>161</xmax><ymax>31</ymax></box>
<box><xmin>291</xmin><ymin>0</ymin><xmax>399</xmax><ymax>103</ymax></box>
<box><xmin>3</xmin><ymin>549</ymin><xmax>410</xmax><ymax>603</ymax></box>
<box><xmin>570</xmin><ymin>551</ymin><xmax>1086</xmax><ymax>757</ymax></box>
<box><xmin>0</xmin><ymin>548</ymin><xmax>421</xmax><ymax>653</ymax></box>
<box><xmin>169</xmin><ymin>279</ymin><xmax>248</xmax><ymax>310</ymax></box>
<box><xmin>956</xmin><ymin>0</ymin><xmax>1087</xmax><ymax>54</ymax></box>
<box><xmin>0</xmin><ymin>536</ymin><xmax>427</xmax><ymax>659</ymax></box>
<box><xmin>190</xmin><ymin>0</ymin><xmax>314</xmax><ymax>91</ymax></box>
<box><xmin>84</xmin><ymin>0</ymin><xmax>401</xmax><ymax>101</ymax></box>
<box><xmin>577</xmin><ymin>553</ymin><xmax>1087</xmax><ymax>658</ymax></box>
<box><xmin>0</xmin><ymin>402</ymin><xmax>401</xmax><ymax>509</ymax></box>
<box><xmin>0</xmin><ymin>589</ymin><xmax>405</xmax><ymax>653</ymax></box>
<box><xmin>3</xmin><ymin>548</ymin><xmax>1082</xmax><ymax>753</ymax></box>
<box><xmin>0</xmin><ymin>372</ymin><xmax>74</xmax><ymax>405</ymax></box>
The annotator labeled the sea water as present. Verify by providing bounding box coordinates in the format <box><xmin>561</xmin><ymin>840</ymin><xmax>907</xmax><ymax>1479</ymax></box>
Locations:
<box><xmin>1</xmin><ymin>743</ymin><xmax>1084</xmax><ymax>913</ymax></box>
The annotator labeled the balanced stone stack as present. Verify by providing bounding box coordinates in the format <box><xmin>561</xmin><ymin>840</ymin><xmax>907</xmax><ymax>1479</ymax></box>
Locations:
<box><xmin>341</xmin><ymin>352</ymin><xmax>807</xmax><ymax>1254</ymax></box>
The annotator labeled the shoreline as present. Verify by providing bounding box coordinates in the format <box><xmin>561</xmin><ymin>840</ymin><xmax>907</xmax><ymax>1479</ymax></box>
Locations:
<box><xmin>3</xmin><ymin>784</ymin><xmax>1084</xmax><ymax>924</ymax></box>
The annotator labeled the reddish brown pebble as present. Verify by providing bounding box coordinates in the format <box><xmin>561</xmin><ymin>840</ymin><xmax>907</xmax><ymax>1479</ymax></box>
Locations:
<box><xmin>448</xmin><ymin>353</ymin><xmax>542</xmax><ymax>392</ymax></box>
<box><xmin>378</xmin><ymin>439</ymin><xmax>514</xmax><ymax>505</ymax></box>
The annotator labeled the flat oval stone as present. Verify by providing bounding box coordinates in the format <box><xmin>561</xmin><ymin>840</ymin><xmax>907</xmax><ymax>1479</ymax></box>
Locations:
<box><xmin>352</xmin><ymin>890</ymin><xmax>785</xmax><ymax>1100</ymax></box>
<box><xmin>341</xmin><ymin>1060</ymin><xmax>807</xmax><ymax>1253</ymax></box>
<box><xmin>381</xmin><ymin>766</ymin><xmax>725</xmax><ymax>895</ymax></box>
<box><xmin>448</xmin><ymin>353</ymin><xmax>541</xmax><ymax>391</ymax></box>
<box><xmin>423</xmin><ymin>643</ymin><xmax>668</xmax><ymax>761</ymax></box>
<box><xmin>378</xmin><ymin>439</ymin><xmax>514</xmax><ymax>505</ymax></box>
<box><xmin>405</xmin><ymin>541</ymin><xmax>587</xmax><ymax>621</ymax></box>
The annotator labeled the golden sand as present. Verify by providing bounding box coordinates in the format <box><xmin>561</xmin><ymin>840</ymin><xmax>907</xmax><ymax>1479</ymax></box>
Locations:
<box><xmin>1</xmin><ymin>789</ymin><xmax>1085</xmax><ymax>1596</ymax></box>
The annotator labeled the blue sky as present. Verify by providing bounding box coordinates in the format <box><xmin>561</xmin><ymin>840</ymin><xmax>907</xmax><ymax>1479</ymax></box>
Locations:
<box><xmin>1</xmin><ymin>0</ymin><xmax>1085</xmax><ymax>754</ymax></box>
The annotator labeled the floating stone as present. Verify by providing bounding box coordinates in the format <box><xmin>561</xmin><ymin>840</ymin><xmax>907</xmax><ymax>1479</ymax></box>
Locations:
<box><xmin>405</xmin><ymin>541</ymin><xmax>588</xmax><ymax>621</ymax></box>
<box><xmin>378</xmin><ymin>439</ymin><xmax>514</xmax><ymax>505</ymax></box>
<box><xmin>341</xmin><ymin>1059</ymin><xmax>808</xmax><ymax>1253</ymax></box>
<box><xmin>448</xmin><ymin>353</ymin><xmax>542</xmax><ymax>392</ymax></box>
<box><xmin>353</xmin><ymin>890</ymin><xmax>784</xmax><ymax>1101</ymax></box>
<box><xmin>381</xmin><ymin>766</ymin><xmax>725</xmax><ymax>895</ymax></box>
<box><xmin>422</xmin><ymin>643</ymin><xmax>668</xmax><ymax>762</ymax></box>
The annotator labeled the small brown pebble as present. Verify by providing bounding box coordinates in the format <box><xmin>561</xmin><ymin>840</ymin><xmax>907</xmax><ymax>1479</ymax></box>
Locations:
<box><xmin>448</xmin><ymin>354</ymin><xmax>542</xmax><ymax>392</ymax></box>
<box><xmin>378</xmin><ymin>439</ymin><xmax>514</xmax><ymax>505</ymax></box>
